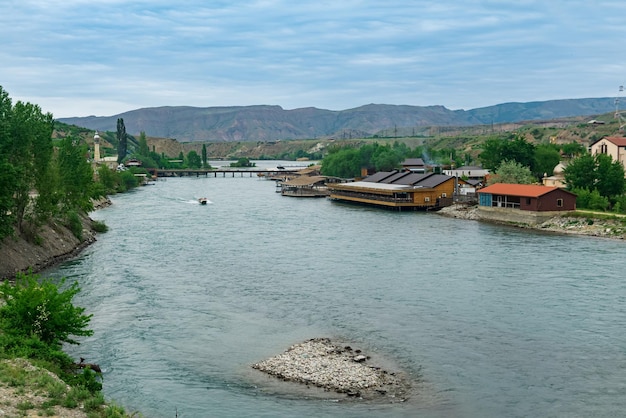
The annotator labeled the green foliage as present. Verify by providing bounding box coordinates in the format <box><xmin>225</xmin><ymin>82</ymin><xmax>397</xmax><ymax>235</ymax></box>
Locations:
<box><xmin>137</xmin><ymin>131</ymin><xmax>149</xmax><ymax>157</ymax></box>
<box><xmin>321</xmin><ymin>142</ymin><xmax>409</xmax><ymax>178</ymax></box>
<box><xmin>564</xmin><ymin>153</ymin><xmax>596</xmax><ymax>190</ymax></box>
<box><xmin>595</xmin><ymin>153</ymin><xmax>626</xmax><ymax>199</ymax></box>
<box><xmin>118</xmin><ymin>170</ymin><xmax>139</xmax><ymax>191</ymax></box>
<box><xmin>56</xmin><ymin>136</ymin><xmax>95</xmax><ymax>212</ymax></box>
<box><xmin>202</xmin><ymin>143</ymin><xmax>208</xmax><ymax>167</ymax></box>
<box><xmin>186</xmin><ymin>150</ymin><xmax>202</xmax><ymax>168</ymax></box>
<box><xmin>533</xmin><ymin>143</ymin><xmax>561</xmax><ymax>179</ymax></box>
<box><xmin>66</xmin><ymin>210</ymin><xmax>83</xmax><ymax>240</ymax></box>
<box><xmin>571</xmin><ymin>188</ymin><xmax>610</xmax><ymax>211</ymax></box>
<box><xmin>92</xmin><ymin>220</ymin><xmax>108</xmax><ymax>233</ymax></box>
<box><xmin>0</xmin><ymin>272</ymin><xmax>93</xmax><ymax>349</ymax></box>
<box><xmin>478</xmin><ymin>135</ymin><xmax>536</xmax><ymax>172</ymax></box>
<box><xmin>0</xmin><ymin>86</ymin><xmax>55</xmax><ymax>237</ymax></box>
<box><xmin>230</xmin><ymin>157</ymin><xmax>255</xmax><ymax>167</ymax></box>
<box><xmin>116</xmin><ymin>118</ymin><xmax>127</xmax><ymax>164</ymax></box>
<box><xmin>488</xmin><ymin>160</ymin><xmax>535</xmax><ymax>185</ymax></box>
<box><xmin>565</xmin><ymin>153</ymin><xmax>626</xmax><ymax>201</ymax></box>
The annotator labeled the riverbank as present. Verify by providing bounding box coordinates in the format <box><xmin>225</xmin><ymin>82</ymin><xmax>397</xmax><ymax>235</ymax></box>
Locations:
<box><xmin>438</xmin><ymin>204</ymin><xmax>626</xmax><ymax>239</ymax></box>
<box><xmin>0</xmin><ymin>197</ymin><xmax>111</xmax><ymax>280</ymax></box>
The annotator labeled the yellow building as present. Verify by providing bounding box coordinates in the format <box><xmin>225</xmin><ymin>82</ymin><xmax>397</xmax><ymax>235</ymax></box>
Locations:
<box><xmin>327</xmin><ymin>171</ymin><xmax>456</xmax><ymax>211</ymax></box>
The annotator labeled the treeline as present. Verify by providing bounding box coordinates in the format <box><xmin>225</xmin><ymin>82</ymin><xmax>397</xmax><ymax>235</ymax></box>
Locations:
<box><xmin>0</xmin><ymin>87</ymin><xmax>143</xmax><ymax>242</ymax></box>
<box><xmin>320</xmin><ymin>141</ymin><xmax>462</xmax><ymax>178</ymax></box>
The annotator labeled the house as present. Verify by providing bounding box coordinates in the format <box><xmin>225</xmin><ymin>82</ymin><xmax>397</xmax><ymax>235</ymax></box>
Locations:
<box><xmin>281</xmin><ymin>176</ymin><xmax>331</xmax><ymax>197</ymax></box>
<box><xmin>401</xmin><ymin>158</ymin><xmax>426</xmax><ymax>173</ymax></box>
<box><xmin>589</xmin><ymin>136</ymin><xmax>626</xmax><ymax>175</ymax></box>
<box><xmin>444</xmin><ymin>165</ymin><xmax>489</xmax><ymax>181</ymax></box>
<box><xmin>477</xmin><ymin>183</ymin><xmax>577</xmax><ymax>224</ymax></box>
<box><xmin>327</xmin><ymin>170</ymin><xmax>456</xmax><ymax>211</ymax></box>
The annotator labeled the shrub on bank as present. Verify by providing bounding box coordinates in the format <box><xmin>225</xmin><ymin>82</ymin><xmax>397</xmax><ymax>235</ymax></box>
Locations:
<box><xmin>0</xmin><ymin>272</ymin><xmax>136</xmax><ymax>417</ymax></box>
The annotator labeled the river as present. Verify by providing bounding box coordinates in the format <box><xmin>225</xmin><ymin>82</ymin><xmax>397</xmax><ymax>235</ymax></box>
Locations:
<box><xmin>46</xmin><ymin>161</ymin><xmax>626</xmax><ymax>418</ymax></box>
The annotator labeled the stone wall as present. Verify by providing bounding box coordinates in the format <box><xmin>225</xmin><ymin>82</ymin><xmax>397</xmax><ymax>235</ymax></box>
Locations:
<box><xmin>477</xmin><ymin>206</ymin><xmax>568</xmax><ymax>225</ymax></box>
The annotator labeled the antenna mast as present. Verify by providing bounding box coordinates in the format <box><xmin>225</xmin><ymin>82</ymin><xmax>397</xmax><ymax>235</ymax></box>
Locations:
<box><xmin>615</xmin><ymin>85</ymin><xmax>626</xmax><ymax>131</ymax></box>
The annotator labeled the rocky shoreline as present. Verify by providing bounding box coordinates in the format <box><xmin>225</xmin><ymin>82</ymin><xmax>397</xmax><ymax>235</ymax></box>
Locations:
<box><xmin>252</xmin><ymin>338</ymin><xmax>410</xmax><ymax>402</ymax></box>
<box><xmin>437</xmin><ymin>204</ymin><xmax>626</xmax><ymax>240</ymax></box>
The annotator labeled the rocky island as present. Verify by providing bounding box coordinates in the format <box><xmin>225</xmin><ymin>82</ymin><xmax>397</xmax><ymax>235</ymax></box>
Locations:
<box><xmin>252</xmin><ymin>338</ymin><xmax>410</xmax><ymax>401</ymax></box>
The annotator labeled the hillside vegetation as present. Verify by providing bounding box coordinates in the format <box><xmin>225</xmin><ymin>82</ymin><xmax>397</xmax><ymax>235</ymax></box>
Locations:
<box><xmin>58</xmin><ymin>110</ymin><xmax>620</xmax><ymax>164</ymax></box>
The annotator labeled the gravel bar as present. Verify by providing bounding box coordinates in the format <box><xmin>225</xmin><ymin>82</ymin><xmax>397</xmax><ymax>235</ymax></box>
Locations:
<box><xmin>252</xmin><ymin>338</ymin><xmax>409</xmax><ymax>400</ymax></box>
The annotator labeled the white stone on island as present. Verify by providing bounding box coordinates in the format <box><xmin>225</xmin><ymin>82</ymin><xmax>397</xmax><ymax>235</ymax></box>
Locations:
<box><xmin>252</xmin><ymin>338</ymin><xmax>409</xmax><ymax>401</ymax></box>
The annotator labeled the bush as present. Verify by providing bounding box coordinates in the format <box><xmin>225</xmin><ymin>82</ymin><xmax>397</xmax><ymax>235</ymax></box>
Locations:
<box><xmin>0</xmin><ymin>272</ymin><xmax>93</xmax><ymax>349</ymax></box>
<box><xmin>92</xmin><ymin>220</ymin><xmax>108</xmax><ymax>233</ymax></box>
<box><xmin>66</xmin><ymin>210</ymin><xmax>83</xmax><ymax>240</ymax></box>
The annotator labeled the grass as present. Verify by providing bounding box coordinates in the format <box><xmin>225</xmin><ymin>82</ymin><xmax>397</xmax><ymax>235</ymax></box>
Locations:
<box><xmin>0</xmin><ymin>357</ymin><xmax>138</xmax><ymax>417</ymax></box>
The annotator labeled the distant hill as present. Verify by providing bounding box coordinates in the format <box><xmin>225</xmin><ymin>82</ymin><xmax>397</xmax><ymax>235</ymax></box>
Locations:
<box><xmin>58</xmin><ymin>98</ymin><xmax>617</xmax><ymax>142</ymax></box>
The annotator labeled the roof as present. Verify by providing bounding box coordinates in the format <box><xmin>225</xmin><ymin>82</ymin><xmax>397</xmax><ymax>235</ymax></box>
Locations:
<box><xmin>415</xmin><ymin>174</ymin><xmax>454</xmax><ymax>188</ymax></box>
<box><xmin>591</xmin><ymin>136</ymin><xmax>626</xmax><ymax>147</ymax></box>
<box><xmin>282</xmin><ymin>176</ymin><xmax>327</xmax><ymax>186</ymax></box>
<box><xmin>478</xmin><ymin>183</ymin><xmax>574</xmax><ymax>198</ymax></box>
<box><xmin>362</xmin><ymin>171</ymin><xmax>399</xmax><ymax>182</ymax></box>
<box><xmin>336</xmin><ymin>181</ymin><xmax>412</xmax><ymax>191</ymax></box>
<box><xmin>455</xmin><ymin>165</ymin><xmax>488</xmax><ymax>172</ymax></box>
<box><xmin>401</xmin><ymin>158</ymin><xmax>425</xmax><ymax>166</ymax></box>
<box><xmin>379</xmin><ymin>171</ymin><xmax>411</xmax><ymax>183</ymax></box>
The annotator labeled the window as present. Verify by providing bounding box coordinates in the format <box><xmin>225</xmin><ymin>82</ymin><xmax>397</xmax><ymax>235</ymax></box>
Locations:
<box><xmin>442</xmin><ymin>193</ymin><xmax>447</xmax><ymax>198</ymax></box>
<box><xmin>557</xmin><ymin>198</ymin><xmax>563</xmax><ymax>207</ymax></box>
<box><xmin>526</xmin><ymin>198</ymin><xmax>531</xmax><ymax>205</ymax></box>
<box><xmin>424</xmin><ymin>197</ymin><xmax>430</xmax><ymax>202</ymax></box>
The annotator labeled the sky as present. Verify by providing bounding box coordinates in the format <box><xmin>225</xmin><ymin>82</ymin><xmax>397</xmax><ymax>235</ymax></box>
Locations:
<box><xmin>2</xmin><ymin>0</ymin><xmax>626</xmax><ymax>118</ymax></box>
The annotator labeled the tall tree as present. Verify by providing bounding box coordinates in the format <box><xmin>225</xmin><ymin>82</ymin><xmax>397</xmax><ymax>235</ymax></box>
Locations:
<box><xmin>488</xmin><ymin>160</ymin><xmax>535</xmax><ymax>185</ymax></box>
<box><xmin>186</xmin><ymin>150</ymin><xmax>202</xmax><ymax>168</ymax></box>
<box><xmin>533</xmin><ymin>143</ymin><xmax>561</xmax><ymax>179</ymax></box>
<box><xmin>564</xmin><ymin>153</ymin><xmax>597</xmax><ymax>191</ymax></box>
<box><xmin>138</xmin><ymin>131</ymin><xmax>149</xmax><ymax>157</ymax></box>
<box><xmin>57</xmin><ymin>136</ymin><xmax>95</xmax><ymax>212</ymax></box>
<box><xmin>116</xmin><ymin>118</ymin><xmax>127</xmax><ymax>164</ymax></box>
<box><xmin>201</xmin><ymin>144</ymin><xmax>208</xmax><ymax>168</ymax></box>
<box><xmin>594</xmin><ymin>153</ymin><xmax>625</xmax><ymax>199</ymax></box>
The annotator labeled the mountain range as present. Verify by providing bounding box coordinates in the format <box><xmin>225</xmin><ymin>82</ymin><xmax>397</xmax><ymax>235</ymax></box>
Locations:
<box><xmin>58</xmin><ymin>98</ymin><xmax>617</xmax><ymax>142</ymax></box>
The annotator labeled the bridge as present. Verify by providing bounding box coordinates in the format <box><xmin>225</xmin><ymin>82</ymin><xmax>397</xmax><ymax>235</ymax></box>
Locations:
<box><xmin>153</xmin><ymin>168</ymin><xmax>303</xmax><ymax>178</ymax></box>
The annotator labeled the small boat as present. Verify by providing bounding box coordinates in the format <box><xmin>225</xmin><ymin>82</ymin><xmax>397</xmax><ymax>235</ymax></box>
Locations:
<box><xmin>198</xmin><ymin>198</ymin><xmax>208</xmax><ymax>205</ymax></box>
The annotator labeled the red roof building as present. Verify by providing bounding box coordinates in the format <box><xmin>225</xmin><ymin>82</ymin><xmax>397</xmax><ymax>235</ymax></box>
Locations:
<box><xmin>478</xmin><ymin>183</ymin><xmax>576</xmax><ymax>211</ymax></box>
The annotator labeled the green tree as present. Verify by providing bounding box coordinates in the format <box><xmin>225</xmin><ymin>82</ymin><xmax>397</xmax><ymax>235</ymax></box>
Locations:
<box><xmin>488</xmin><ymin>160</ymin><xmax>535</xmax><ymax>185</ymax></box>
<box><xmin>594</xmin><ymin>153</ymin><xmax>625</xmax><ymax>198</ymax></box>
<box><xmin>186</xmin><ymin>150</ymin><xmax>202</xmax><ymax>168</ymax></box>
<box><xmin>56</xmin><ymin>136</ymin><xmax>95</xmax><ymax>212</ymax></box>
<box><xmin>0</xmin><ymin>91</ymin><xmax>55</xmax><ymax>233</ymax></box>
<box><xmin>561</xmin><ymin>141</ymin><xmax>586</xmax><ymax>158</ymax></box>
<box><xmin>563</xmin><ymin>153</ymin><xmax>596</xmax><ymax>191</ymax></box>
<box><xmin>0</xmin><ymin>272</ymin><xmax>93</xmax><ymax>348</ymax></box>
<box><xmin>138</xmin><ymin>131</ymin><xmax>149</xmax><ymax>157</ymax></box>
<box><xmin>479</xmin><ymin>135</ymin><xmax>536</xmax><ymax>172</ymax></box>
<box><xmin>116</xmin><ymin>118</ymin><xmax>127</xmax><ymax>164</ymax></box>
<box><xmin>478</xmin><ymin>137</ymin><xmax>505</xmax><ymax>170</ymax></box>
<box><xmin>321</xmin><ymin>147</ymin><xmax>362</xmax><ymax>178</ymax></box>
<box><xmin>533</xmin><ymin>143</ymin><xmax>561</xmax><ymax>179</ymax></box>
<box><xmin>571</xmin><ymin>188</ymin><xmax>610</xmax><ymax>211</ymax></box>
<box><xmin>202</xmin><ymin>144</ymin><xmax>208</xmax><ymax>168</ymax></box>
<box><xmin>371</xmin><ymin>144</ymin><xmax>402</xmax><ymax>171</ymax></box>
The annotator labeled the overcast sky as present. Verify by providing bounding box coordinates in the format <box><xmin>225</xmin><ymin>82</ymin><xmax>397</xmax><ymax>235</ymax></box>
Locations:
<box><xmin>2</xmin><ymin>0</ymin><xmax>626</xmax><ymax>118</ymax></box>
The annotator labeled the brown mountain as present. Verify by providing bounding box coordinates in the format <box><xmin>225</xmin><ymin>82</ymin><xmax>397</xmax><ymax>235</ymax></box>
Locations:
<box><xmin>58</xmin><ymin>98</ymin><xmax>616</xmax><ymax>142</ymax></box>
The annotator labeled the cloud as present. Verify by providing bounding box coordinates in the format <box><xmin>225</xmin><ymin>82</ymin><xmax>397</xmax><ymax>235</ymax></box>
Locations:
<box><xmin>1</xmin><ymin>0</ymin><xmax>626</xmax><ymax>117</ymax></box>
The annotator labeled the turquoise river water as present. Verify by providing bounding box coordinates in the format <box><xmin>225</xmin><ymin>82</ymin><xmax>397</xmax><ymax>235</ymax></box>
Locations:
<box><xmin>46</xmin><ymin>161</ymin><xmax>626</xmax><ymax>418</ymax></box>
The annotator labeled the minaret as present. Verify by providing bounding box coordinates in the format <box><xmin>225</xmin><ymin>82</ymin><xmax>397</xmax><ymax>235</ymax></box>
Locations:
<box><xmin>93</xmin><ymin>131</ymin><xmax>101</xmax><ymax>162</ymax></box>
